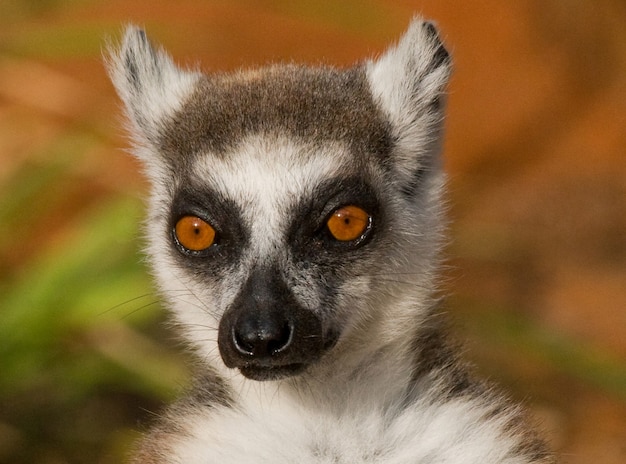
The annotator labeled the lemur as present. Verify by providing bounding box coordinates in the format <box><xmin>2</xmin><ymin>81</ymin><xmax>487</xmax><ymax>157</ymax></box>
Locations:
<box><xmin>107</xmin><ymin>17</ymin><xmax>555</xmax><ymax>463</ymax></box>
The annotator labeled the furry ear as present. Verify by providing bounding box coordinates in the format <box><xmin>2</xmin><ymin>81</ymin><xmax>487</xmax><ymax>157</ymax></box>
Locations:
<box><xmin>366</xmin><ymin>19</ymin><xmax>451</xmax><ymax>193</ymax></box>
<box><xmin>106</xmin><ymin>25</ymin><xmax>201</xmax><ymax>148</ymax></box>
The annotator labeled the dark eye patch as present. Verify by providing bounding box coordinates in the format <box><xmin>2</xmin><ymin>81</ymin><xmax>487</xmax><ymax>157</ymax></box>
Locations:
<box><xmin>168</xmin><ymin>184</ymin><xmax>249</xmax><ymax>272</ymax></box>
<box><xmin>286</xmin><ymin>177</ymin><xmax>382</xmax><ymax>254</ymax></box>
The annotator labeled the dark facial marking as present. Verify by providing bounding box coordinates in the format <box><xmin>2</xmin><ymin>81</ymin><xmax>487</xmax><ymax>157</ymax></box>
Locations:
<box><xmin>423</xmin><ymin>22</ymin><xmax>451</xmax><ymax>73</ymax></box>
<box><xmin>168</xmin><ymin>183</ymin><xmax>249</xmax><ymax>275</ymax></box>
<box><xmin>287</xmin><ymin>176</ymin><xmax>382</xmax><ymax>259</ymax></box>
<box><xmin>218</xmin><ymin>266</ymin><xmax>329</xmax><ymax>381</ymax></box>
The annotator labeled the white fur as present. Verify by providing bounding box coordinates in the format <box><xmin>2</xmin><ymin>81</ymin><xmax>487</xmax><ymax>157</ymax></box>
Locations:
<box><xmin>162</xmin><ymin>380</ymin><xmax>529</xmax><ymax>464</ymax></box>
<box><xmin>107</xmin><ymin>25</ymin><xmax>201</xmax><ymax>172</ymax></box>
<box><xmin>366</xmin><ymin>20</ymin><xmax>450</xmax><ymax>185</ymax></box>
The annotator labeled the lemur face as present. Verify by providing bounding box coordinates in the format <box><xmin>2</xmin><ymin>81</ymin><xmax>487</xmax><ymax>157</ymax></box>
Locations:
<box><xmin>167</xmin><ymin>136</ymin><xmax>388</xmax><ymax>380</ymax></box>
<box><xmin>108</xmin><ymin>22</ymin><xmax>450</xmax><ymax>380</ymax></box>
<box><xmin>161</xmin><ymin>69</ymin><xmax>392</xmax><ymax>380</ymax></box>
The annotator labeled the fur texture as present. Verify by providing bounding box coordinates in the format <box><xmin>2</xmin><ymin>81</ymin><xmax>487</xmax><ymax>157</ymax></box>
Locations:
<box><xmin>107</xmin><ymin>18</ymin><xmax>554</xmax><ymax>463</ymax></box>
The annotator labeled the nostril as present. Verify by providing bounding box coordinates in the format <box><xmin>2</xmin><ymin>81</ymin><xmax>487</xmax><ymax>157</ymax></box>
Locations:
<box><xmin>232</xmin><ymin>316</ymin><xmax>293</xmax><ymax>358</ymax></box>
<box><xmin>267</xmin><ymin>321</ymin><xmax>292</xmax><ymax>355</ymax></box>
<box><xmin>232</xmin><ymin>326</ymin><xmax>256</xmax><ymax>356</ymax></box>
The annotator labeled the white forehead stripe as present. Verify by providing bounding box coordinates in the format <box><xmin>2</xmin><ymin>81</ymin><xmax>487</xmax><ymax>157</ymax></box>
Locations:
<box><xmin>192</xmin><ymin>135</ymin><xmax>348</xmax><ymax>255</ymax></box>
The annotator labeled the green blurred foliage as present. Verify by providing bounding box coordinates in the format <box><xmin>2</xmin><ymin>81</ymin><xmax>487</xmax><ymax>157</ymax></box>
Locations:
<box><xmin>0</xmin><ymin>165</ymin><xmax>188</xmax><ymax>462</ymax></box>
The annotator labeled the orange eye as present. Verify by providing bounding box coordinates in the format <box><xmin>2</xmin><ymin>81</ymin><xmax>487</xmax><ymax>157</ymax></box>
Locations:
<box><xmin>326</xmin><ymin>205</ymin><xmax>370</xmax><ymax>242</ymax></box>
<box><xmin>175</xmin><ymin>216</ymin><xmax>216</xmax><ymax>251</ymax></box>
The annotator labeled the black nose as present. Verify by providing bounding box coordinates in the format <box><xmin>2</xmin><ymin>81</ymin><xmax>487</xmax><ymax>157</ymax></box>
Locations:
<box><xmin>217</xmin><ymin>267</ymin><xmax>328</xmax><ymax>381</ymax></box>
<box><xmin>232</xmin><ymin>311</ymin><xmax>293</xmax><ymax>358</ymax></box>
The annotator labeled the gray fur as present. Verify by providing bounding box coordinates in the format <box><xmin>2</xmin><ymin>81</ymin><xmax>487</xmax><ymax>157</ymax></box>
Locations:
<box><xmin>160</xmin><ymin>66</ymin><xmax>392</xmax><ymax>162</ymax></box>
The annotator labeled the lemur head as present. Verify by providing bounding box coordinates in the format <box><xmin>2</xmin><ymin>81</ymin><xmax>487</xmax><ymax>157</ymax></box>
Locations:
<box><xmin>108</xmin><ymin>19</ymin><xmax>451</xmax><ymax>381</ymax></box>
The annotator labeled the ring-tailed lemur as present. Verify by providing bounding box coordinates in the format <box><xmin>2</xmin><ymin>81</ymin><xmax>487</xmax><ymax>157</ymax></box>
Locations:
<box><xmin>107</xmin><ymin>17</ymin><xmax>555</xmax><ymax>463</ymax></box>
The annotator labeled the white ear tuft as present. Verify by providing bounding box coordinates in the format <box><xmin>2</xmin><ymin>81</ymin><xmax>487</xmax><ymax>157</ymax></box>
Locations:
<box><xmin>366</xmin><ymin>18</ymin><xmax>451</xmax><ymax>189</ymax></box>
<box><xmin>106</xmin><ymin>25</ymin><xmax>201</xmax><ymax>145</ymax></box>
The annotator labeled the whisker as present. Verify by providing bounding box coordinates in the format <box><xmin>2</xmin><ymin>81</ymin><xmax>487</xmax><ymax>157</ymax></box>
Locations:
<box><xmin>98</xmin><ymin>293</ymin><xmax>156</xmax><ymax>316</ymax></box>
<box><xmin>119</xmin><ymin>299</ymin><xmax>163</xmax><ymax>320</ymax></box>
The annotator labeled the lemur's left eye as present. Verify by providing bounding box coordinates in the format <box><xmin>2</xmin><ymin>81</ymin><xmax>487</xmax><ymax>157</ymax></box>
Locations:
<box><xmin>326</xmin><ymin>205</ymin><xmax>371</xmax><ymax>242</ymax></box>
<box><xmin>175</xmin><ymin>215</ymin><xmax>216</xmax><ymax>251</ymax></box>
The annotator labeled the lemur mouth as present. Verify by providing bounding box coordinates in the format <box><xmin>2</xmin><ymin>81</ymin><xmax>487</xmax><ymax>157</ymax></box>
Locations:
<box><xmin>239</xmin><ymin>363</ymin><xmax>307</xmax><ymax>381</ymax></box>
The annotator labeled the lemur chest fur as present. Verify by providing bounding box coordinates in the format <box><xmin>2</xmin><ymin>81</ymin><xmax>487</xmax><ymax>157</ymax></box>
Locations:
<box><xmin>161</xmin><ymin>385</ymin><xmax>528</xmax><ymax>464</ymax></box>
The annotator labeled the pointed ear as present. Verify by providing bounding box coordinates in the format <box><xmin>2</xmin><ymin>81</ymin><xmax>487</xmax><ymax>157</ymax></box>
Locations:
<box><xmin>105</xmin><ymin>25</ymin><xmax>201</xmax><ymax>148</ymax></box>
<box><xmin>366</xmin><ymin>19</ymin><xmax>451</xmax><ymax>192</ymax></box>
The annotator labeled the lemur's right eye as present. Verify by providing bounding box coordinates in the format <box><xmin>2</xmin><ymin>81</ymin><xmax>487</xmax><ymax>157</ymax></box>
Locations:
<box><xmin>174</xmin><ymin>215</ymin><xmax>216</xmax><ymax>251</ymax></box>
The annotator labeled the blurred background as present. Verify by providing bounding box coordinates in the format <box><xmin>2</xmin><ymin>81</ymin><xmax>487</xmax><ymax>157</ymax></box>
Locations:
<box><xmin>0</xmin><ymin>0</ymin><xmax>625</xmax><ymax>462</ymax></box>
